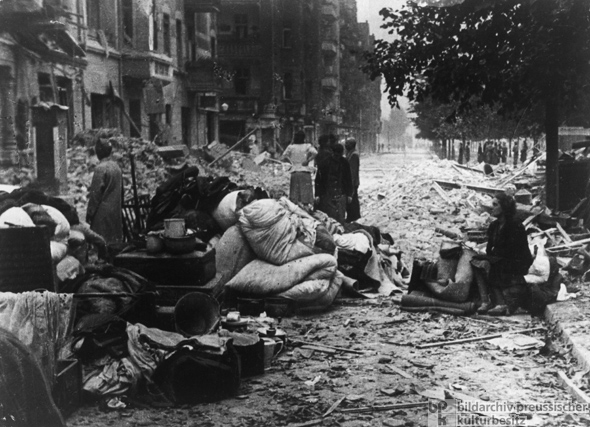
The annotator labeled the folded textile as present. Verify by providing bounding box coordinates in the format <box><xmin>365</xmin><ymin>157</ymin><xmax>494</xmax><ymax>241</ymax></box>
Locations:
<box><xmin>0</xmin><ymin>291</ymin><xmax>74</xmax><ymax>385</ymax></box>
<box><xmin>225</xmin><ymin>254</ymin><xmax>337</xmax><ymax>296</ymax></box>
<box><xmin>401</xmin><ymin>291</ymin><xmax>476</xmax><ymax>314</ymax></box>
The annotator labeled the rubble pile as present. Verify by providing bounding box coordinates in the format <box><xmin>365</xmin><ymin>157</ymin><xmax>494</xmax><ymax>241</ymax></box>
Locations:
<box><xmin>0</xmin><ymin>166</ymin><xmax>35</xmax><ymax>187</ymax></box>
<box><xmin>67</xmin><ymin>132</ymin><xmax>290</xmax><ymax>217</ymax></box>
<box><xmin>358</xmin><ymin>159</ymin><xmax>506</xmax><ymax>261</ymax></box>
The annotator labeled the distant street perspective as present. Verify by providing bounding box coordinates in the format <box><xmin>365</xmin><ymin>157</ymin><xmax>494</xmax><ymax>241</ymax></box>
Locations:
<box><xmin>0</xmin><ymin>1</ymin><xmax>590</xmax><ymax>427</ymax></box>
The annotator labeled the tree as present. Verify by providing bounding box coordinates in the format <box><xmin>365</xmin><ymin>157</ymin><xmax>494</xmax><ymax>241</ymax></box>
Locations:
<box><xmin>363</xmin><ymin>0</ymin><xmax>590</xmax><ymax>208</ymax></box>
<box><xmin>382</xmin><ymin>107</ymin><xmax>411</xmax><ymax>150</ymax></box>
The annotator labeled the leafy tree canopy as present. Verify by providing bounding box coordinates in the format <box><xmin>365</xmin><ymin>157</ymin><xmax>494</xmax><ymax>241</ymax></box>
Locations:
<box><xmin>363</xmin><ymin>0</ymin><xmax>590</xmax><ymax>207</ymax></box>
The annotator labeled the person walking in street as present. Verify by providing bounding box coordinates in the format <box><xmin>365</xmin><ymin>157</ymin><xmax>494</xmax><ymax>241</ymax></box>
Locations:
<box><xmin>471</xmin><ymin>193</ymin><xmax>533</xmax><ymax>315</ymax></box>
<box><xmin>512</xmin><ymin>141</ymin><xmax>519</xmax><ymax>166</ymax></box>
<box><xmin>314</xmin><ymin>135</ymin><xmax>351</xmax><ymax>224</ymax></box>
<box><xmin>345</xmin><ymin>138</ymin><xmax>361</xmax><ymax>222</ymax></box>
<box><xmin>282</xmin><ymin>130</ymin><xmax>317</xmax><ymax>206</ymax></box>
<box><xmin>501</xmin><ymin>142</ymin><xmax>507</xmax><ymax>163</ymax></box>
<box><xmin>464</xmin><ymin>141</ymin><xmax>471</xmax><ymax>165</ymax></box>
<box><xmin>520</xmin><ymin>140</ymin><xmax>528</xmax><ymax>163</ymax></box>
<box><xmin>87</xmin><ymin>138</ymin><xmax>123</xmax><ymax>245</ymax></box>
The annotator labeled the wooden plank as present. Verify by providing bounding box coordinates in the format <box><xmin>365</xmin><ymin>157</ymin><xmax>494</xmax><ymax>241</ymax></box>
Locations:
<box><xmin>555</xmin><ymin>222</ymin><xmax>573</xmax><ymax>244</ymax></box>
<box><xmin>301</xmin><ymin>345</ymin><xmax>337</xmax><ymax>355</ymax></box>
<box><xmin>340</xmin><ymin>402</ymin><xmax>429</xmax><ymax>414</ymax></box>
<box><xmin>323</xmin><ymin>396</ymin><xmax>346</xmax><ymax>417</ymax></box>
<box><xmin>431</xmin><ymin>182</ymin><xmax>453</xmax><ymax>204</ymax></box>
<box><xmin>434</xmin><ymin>179</ymin><xmax>503</xmax><ymax>195</ymax></box>
<box><xmin>416</xmin><ymin>327</ymin><xmax>546</xmax><ymax>349</ymax></box>
<box><xmin>547</xmin><ymin>238</ymin><xmax>590</xmax><ymax>252</ymax></box>
<box><xmin>291</xmin><ymin>340</ymin><xmax>367</xmax><ymax>355</ymax></box>
<box><xmin>386</xmin><ymin>364</ymin><xmax>415</xmax><ymax>380</ymax></box>
<box><xmin>497</xmin><ymin>154</ymin><xmax>543</xmax><ymax>187</ymax></box>
<box><xmin>288</xmin><ymin>419</ymin><xmax>323</xmax><ymax>427</ymax></box>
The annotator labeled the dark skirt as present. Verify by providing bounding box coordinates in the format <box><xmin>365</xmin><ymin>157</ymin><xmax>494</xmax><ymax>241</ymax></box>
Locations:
<box><xmin>471</xmin><ymin>255</ymin><xmax>519</xmax><ymax>289</ymax></box>
<box><xmin>289</xmin><ymin>171</ymin><xmax>314</xmax><ymax>205</ymax></box>
<box><xmin>346</xmin><ymin>191</ymin><xmax>361</xmax><ymax>222</ymax></box>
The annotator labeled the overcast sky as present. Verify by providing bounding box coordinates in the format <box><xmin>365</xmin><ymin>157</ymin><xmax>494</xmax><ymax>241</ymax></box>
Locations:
<box><xmin>356</xmin><ymin>0</ymin><xmax>408</xmax><ymax>120</ymax></box>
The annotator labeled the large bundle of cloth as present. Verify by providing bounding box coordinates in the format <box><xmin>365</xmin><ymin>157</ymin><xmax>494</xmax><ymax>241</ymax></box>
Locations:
<box><xmin>238</xmin><ymin>198</ymin><xmax>316</xmax><ymax>266</ymax></box>
<box><xmin>225</xmin><ymin>253</ymin><xmax>342</xmax><ymax>311</ymax></box>
<box><xmin>225</xmin><ymin>254</ymin><xmax>337</xmax><ymax>296</ymax></box>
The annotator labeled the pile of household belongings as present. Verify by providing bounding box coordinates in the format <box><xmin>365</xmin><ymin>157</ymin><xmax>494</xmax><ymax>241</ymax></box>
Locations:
<box><xmin>33</xmin><ymin>164</ymin><xmax>405</xmax><ymax>409</ymax></box>
<box><xmin>400</xmin><ymin>214</ymin><xmax>589</xmax><ymax>317</ymax></box>
<box><xmin>0</xmin><ymin>187</ymin><xmax>108</xmax><ymax>283</ymax></box>
<box><xmin>143</xmin><ymin>165</ymin><xmax>407</xmax><ymax>314</ymax></box>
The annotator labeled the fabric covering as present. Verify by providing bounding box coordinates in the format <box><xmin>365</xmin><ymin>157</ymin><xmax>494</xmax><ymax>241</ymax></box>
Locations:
<box><xmin>215</xmin><ymin>225</ymin><xmax>257</xmax><ymax>285</ymax></box>
<box><xmin>239</xmin><ymin>199</ymin><xmax>314</xmax><ymax>265</ymax></box>
<box><xmin>225</xmin><ymin>254</ymin><xmax>337</xmax><ymax>296</ymax></box>
<box><xmin>0</xmin><ymin>291</ymin><xmax>74</xmax><ymax>386</ymax></box>
<box><xmin>277</xmin><ymin>270</ymin><xmax>343</xmax><ymax>311</ymax></box>
<box><xmin>333</xmin><ymin>233</ymin><xmax>371</xmax><ymax>254</ymax></box>
<box><xmin>524</xmin><ymin>239</ymin><xmax>551</xmax><ymax>285</ymax></box>
<box><xmin>0</xmin><ymin>328</ymin><xmax>66</xmax><ymax>427</ymax></box>
<box><xmin>0</xmin><ymin>206</ymin><xmax>35</xmax><ymax>228</ymax></box>
<box><xmin>212</xmin><ymin>191</ymin><xmax>241</xmax><ymax>231</ymax></box>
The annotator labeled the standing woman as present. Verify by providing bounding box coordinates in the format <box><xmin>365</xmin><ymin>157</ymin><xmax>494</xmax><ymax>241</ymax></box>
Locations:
<box><xmin>282</xmin><ymin>130</ymin><xmax>318</xmax><ymax>206</ymax></box>
<box><xmin>86</xmin><ymin>138</ymin><xmax>124</xmax><ymax>244</ymax></box>
<box><xmin>345</xmin><ymin>138</ymin><xmax>361</xmax><ymax>221</ymax></box>
<box><xmin>471</xmin><ymin>193</ymin><xmax>533</xmax><ymax>315</ymax></box>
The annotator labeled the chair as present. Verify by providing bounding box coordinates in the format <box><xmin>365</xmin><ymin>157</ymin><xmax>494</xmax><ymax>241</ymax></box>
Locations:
<box><xmin>122</xmin><ymin>194</ymin><xmax>151</xmax><ymax>242</ymax></box>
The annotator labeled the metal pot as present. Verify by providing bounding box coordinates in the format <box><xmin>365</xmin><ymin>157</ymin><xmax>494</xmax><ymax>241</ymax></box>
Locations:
<box><xmin>164</xmin><ymin>234</ymin><xmax>197</xmax><ymax>254</ymax></box>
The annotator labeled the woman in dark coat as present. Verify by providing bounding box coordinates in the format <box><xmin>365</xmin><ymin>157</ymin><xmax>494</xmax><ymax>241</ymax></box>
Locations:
<box><xmin>87</xmin><ymin>139</ymin><xmax>124</xmax><ymax>244</ymax></box>
<box><xmin>472</xmin><ymin>193</ymin><xmax>533</xmax><ymax>315</ymax></box>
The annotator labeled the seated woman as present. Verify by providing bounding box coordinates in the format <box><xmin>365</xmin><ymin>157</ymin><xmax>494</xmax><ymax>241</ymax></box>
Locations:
<box><xmin>471</xmin><ymin>193</ymin><xmax>533</xmax><ymax>315</ymax></box>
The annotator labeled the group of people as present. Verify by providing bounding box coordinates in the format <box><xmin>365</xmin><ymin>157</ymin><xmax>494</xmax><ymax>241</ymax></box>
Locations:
<box><xmin>282</xmin><ymin>132</ymin><xmax>360</xmax><ymax>225</ymax></box>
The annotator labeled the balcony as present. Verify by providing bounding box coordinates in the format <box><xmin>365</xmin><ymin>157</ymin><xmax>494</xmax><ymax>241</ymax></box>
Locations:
<box><xmin>283</xmin><ymin>101</ymin><xmax>303</xmax><ymax>116</ymax></box>
<box><xmin>218</xmin><ymin>42</ymin><xmax>262</xmax><ymax>58</ymax></box>
<box><xmin>185</xmin><ymin>60</ymin><xmax>219</xmax><ymax>92</ymax></box>
<box><xmin>321</xmin><ymin>77</ymin><xmax>338</xmax><ymax>90</ymax></box>
<box><xmin>321</xmin><ymin>5</ymin><xmax>338</xmax><ymax>21</ymax></box>
<box><xmin>221</xmin><ymin>97</ymin><xmax>259</xmax><ymax>114</ymax></box>
<box><xmin>122</xmin><ymin>52</ymin><xmax>173</xmax><ymax>84</ymax></box>
<box><xmin>322</xmin><ymin>40</ymin><xmax>338</xmax><ymax>57</ymax></box>
<box><xmin>185</xmin><ymin>0</ymin><xmax>221</xmax><ymax>13</ymax></box>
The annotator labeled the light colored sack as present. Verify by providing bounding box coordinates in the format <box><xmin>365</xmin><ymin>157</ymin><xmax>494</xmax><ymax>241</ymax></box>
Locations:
<box><xmin>524</xmin><ymin>239</ymin><xmax>550</xmax><ymax>285</ymax></box>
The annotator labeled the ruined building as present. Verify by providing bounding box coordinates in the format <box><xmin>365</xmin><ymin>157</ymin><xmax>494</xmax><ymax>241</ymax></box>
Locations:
<box><xmin>0</xmin><ymin>0</ymin><xmax>380</xmax><ymax>193</ymax></box>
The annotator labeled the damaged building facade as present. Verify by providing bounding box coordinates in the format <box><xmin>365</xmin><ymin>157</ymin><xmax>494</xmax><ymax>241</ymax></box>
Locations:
<box><xmin>217</xmin><ymin>0</ymin><xmax>382</xmax><ymax>153</ymax></box>
<box><xmin>0</xmin><ymin>0</ymin><xmax>381</xmax><ymax>193</ymax></box>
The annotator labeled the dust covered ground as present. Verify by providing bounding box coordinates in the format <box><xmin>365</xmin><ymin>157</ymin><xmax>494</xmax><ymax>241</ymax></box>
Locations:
<box><xmin>67</xmin><ymin>152</ymin><xmax>585</xmax><ymax>427</ymax></box>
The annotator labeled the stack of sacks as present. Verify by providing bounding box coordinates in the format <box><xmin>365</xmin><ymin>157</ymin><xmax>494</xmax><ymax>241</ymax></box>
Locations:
<box><xmin>219</xmin><ymin>198</ymin><xmax>341</xmax><ymax>311</ymax></box>
<box><xmin>0</xmin><ymin>203</ymin><xmax>92</xmax><ymax>284</ymax></box>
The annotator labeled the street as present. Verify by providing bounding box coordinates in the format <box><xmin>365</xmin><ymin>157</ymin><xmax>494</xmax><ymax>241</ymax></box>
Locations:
<box><xmin>67</xmin><ymin>153</ymin><xmax>579</xmax><ymax>427</ymax></box>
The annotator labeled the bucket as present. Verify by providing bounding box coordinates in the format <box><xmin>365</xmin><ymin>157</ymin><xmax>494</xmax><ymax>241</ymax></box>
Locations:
<box><xmin>174</xmin><ymin>292</ymin><xmax>220</xmax><ymax>336</ymax></box>
<box><xmin>164</xmin><ymin>218</ymin><xmax>186</xmax><ymax>238</ymax></box>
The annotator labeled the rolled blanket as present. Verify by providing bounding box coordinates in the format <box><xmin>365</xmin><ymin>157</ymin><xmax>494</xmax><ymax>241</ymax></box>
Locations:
<box><xmin>401</xmin><ymin>291</ymin><xmax>476</xmax><ymax>314</ymax></box>
<box><xmin>225</xmin><ymin>254</ymin><xmax>338</xmax><ymax>296</ymax></box>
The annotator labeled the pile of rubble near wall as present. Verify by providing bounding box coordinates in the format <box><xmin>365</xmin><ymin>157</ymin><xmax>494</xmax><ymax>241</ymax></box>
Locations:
<box><xmin>67</xmin><ymin>133</ymin><xmax>291</xmax><ymax>218</ymax></box>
